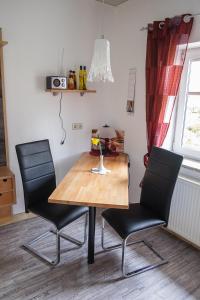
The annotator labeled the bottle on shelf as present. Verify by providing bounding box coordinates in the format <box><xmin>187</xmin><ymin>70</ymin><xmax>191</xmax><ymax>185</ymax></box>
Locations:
<box><xmin>68</xmin><ymin>70</ymin><xmax>75</xmax><ymax>90</ymax></box>
<box><xmin>83</xmin><ymin>66</ymin><xmax>87</xmax><ymax>90</ymax></box>
<box><xmin>73</xmin><ymin>71</ymin><xmax>77</xmax><ymax>90</ymax></box>
<box><xmin>79</xmin><ymin>66</ymin><xmax>84</xmax><ymax>90</ymax></box>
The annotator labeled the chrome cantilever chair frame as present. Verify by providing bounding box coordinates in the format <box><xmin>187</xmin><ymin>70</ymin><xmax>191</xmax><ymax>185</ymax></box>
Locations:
<box><xmin>24</xmin><ymin>213</ymin><xmax>88</xmax><ymax>266</ymax></box>
<box><xmin>101</xmin><ymin>218</ymin><xmax>168</xmax><ymax>278</ymax></box>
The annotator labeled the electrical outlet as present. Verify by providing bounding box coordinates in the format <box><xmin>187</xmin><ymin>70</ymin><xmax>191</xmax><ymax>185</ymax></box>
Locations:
<box><xmin>72</xmin><ymin>123</ymin><xmax>83</xmax><ymax>130</ymax></box>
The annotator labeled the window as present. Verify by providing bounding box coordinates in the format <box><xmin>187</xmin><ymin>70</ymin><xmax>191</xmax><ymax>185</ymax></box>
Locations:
<box><xmin>173</xmin><ymin>46</ymin><xmax>200</xmax><ymax>161</ymax></box>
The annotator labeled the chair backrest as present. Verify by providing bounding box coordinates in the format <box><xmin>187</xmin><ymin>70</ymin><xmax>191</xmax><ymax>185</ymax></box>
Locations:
<box><xmin>16</xmin><ymin>139</ymin><xmax>56</xmax><ymax>212</ymax></box>
<box><xmin>140</xmin><ymin>147</ymin><xmax>183</xmax><ymax>223</ymax></box>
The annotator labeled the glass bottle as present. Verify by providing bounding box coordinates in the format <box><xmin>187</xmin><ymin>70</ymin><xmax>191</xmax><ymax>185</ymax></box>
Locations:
<box><xmin>79</xmin><ymin>66</ymin><xmax>83</xmax><ymax>90</ymax></box>
<box><xmin>73</xmin><ymin>71</ymin><xmax>77</xmax><ymax>89</ymax></box>
<box><xmin>83</xmin><ymin>66</ymin><xmax>87</xmax><ymax>90</ymax></box>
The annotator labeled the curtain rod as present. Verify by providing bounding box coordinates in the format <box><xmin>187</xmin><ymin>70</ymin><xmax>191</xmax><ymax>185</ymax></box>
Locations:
<box><xmin>140</xmin><ymin>13</ymin><xmax>200</xmax><ymax>31</ymax></box>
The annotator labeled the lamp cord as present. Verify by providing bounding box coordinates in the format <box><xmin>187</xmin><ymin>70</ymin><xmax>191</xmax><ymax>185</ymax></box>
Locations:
<box><xmin>100</xmin><ymin>0</ymin><xmax>105</xmax><ymax>38</ymax></box>
<box><xmin>59</xmin><ymin>48</ymin><xmax>65</xmax><ymax>75</ymax></box>
<box><xmin>58</xmin><ymin>92</ymin><xmax>66</xmax><ymax>145</ymax></box>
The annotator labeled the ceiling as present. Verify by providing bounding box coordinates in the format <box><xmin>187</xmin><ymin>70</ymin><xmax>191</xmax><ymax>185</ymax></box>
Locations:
<box><xmin>96</xmin><ymin>0</ymin><xmax>128</xmax><ymax>6</ymax></box>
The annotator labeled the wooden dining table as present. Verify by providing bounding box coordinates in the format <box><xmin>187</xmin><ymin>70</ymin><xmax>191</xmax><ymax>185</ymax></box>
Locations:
<box><xmin>48</xmin><ymin>152</ymin><xmax>129</xmax><ymax>264</ymax></box>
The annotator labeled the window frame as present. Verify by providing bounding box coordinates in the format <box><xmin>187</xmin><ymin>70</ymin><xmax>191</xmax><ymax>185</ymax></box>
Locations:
<box><xmin>173</xmin><ymin>46</ymin><xmax>200</xmax><ymax>161</ymax></box>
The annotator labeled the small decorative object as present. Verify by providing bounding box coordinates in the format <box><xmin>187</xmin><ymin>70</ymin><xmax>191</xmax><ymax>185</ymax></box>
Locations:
<box><xmin>90</xmin><ymin>125</ymin><xmax>125</xmax><ymax>156</ymax></box>
<box><xmin>126</xmin><ymin>100</ymin><xmax>134</xmax><ymax>112</ymax></box>
<box><xmin>91</xmin><ymin>138</ymin><xmax>111</xmax><ymax>175</ymax></box>
<box><xmin>126</xmin><ymin>68</ymin><xmax>136</xmax><ymax>113</ymax></box>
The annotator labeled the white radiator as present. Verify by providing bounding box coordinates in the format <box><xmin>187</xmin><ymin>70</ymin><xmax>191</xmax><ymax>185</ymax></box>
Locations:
<box><xmin>168</xmin><ymin>176</ymin><xmax>200</xmax><ymax>248</ymax></box>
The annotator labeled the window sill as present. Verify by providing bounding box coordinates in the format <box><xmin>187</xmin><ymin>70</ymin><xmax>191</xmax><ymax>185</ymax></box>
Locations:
<box><xmin>182</xmin><ymin>158</ymin><xmax>200</xmax><ymax>172</ymax></box>
<box><xmin>180</xmin><ymin>158</ymin><xmax>200</xmax><ymax>181</ymax></box>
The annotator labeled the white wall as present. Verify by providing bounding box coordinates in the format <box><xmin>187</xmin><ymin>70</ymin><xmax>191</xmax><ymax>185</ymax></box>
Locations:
<box><xmin>1</xmin><ymin>0</ymin><xmax>200</xmax><ymax>213</ymax></box>
<box><xmin>0</xmin><ymin>0</ymin><xmax>114</xmax><ymax>214</ymax></box>
<box><xmin>106</xmin><ymin>0</ymin><xmax>200</xmax><ymax>203</ymax></box>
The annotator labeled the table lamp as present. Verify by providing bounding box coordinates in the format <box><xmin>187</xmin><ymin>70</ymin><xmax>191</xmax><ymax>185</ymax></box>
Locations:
<box><xmin>97</xmin><ymin>124</ymin><xmax>117</xmax><ymax>156</ymax></box>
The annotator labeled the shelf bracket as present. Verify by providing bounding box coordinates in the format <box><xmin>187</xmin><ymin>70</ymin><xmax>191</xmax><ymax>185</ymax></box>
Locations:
<box><xmin>52</xmin><ymin>92</ymin><xmax>60</xmax><ymax>96</ymax></box>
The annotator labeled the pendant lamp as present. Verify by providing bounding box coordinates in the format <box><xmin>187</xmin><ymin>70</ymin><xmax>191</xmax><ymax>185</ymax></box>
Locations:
<box><xmin>88</xmin><ymin>1</ymin><xmax>114</xmax><ymax>82</ymax></box>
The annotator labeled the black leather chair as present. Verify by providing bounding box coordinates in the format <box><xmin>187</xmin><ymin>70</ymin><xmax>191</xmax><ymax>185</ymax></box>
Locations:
<box><xmin>101</xmin><ymin>147</ymin><xmax>183</xmax><ymax>277</ymax></box>
<box><xmin>16</xmin><ymin>139</ymin><xmax>89</xmax><ymax>265</ymax></box>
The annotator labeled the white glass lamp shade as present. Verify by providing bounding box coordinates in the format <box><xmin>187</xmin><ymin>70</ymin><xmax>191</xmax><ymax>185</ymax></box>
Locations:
<box><xmin>88</xmin><ymin>38</ymin><xmax>114</xmax><ymax>82</ymax></box>
<box><xmin>97</xmin><ymin>126</ymin><xmax>116</xmax><ymax>139</ymax></box>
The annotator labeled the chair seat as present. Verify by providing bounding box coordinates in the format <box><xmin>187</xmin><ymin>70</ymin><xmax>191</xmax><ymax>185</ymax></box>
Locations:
<box><xmin>29</xmin><ymin>201</ymin><xmax>88</xmax><ymax>230</ymax></box>
<box><xmin>102</xmin><ymin>203</ymin><xmax>165</xmax><ymax>239</ymax></box>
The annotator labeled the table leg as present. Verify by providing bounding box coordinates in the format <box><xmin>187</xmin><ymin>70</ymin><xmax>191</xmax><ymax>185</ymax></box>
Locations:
<box><xmin>88</xmin><ymin>207</ymin><xmax>96</xmax><ymax>264</ymax></box>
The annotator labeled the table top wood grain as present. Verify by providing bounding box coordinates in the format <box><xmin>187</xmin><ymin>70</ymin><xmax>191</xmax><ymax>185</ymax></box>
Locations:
<box><xmin>49</xmin><ymin>152</ymin><xmax>129</xmax><ymax>209</ymax></box>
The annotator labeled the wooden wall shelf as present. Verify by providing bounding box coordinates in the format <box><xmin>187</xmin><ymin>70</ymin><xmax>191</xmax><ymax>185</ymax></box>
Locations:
<box><xmin>46</xmin><ymin>89</ymin><xmax>96</xmax><ymax>96</ymax></box>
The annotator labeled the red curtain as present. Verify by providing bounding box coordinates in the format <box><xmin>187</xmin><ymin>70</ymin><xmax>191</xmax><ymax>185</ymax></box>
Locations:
<box><xmin>144</xmin><ymin>15</ymin><xmax>193</xmax><ymax>166</ymax></box>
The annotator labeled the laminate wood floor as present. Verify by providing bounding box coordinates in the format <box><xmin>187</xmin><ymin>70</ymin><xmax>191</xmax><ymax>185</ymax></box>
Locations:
<box><xmin>0</xmin><ymin>209</ymin><xmax>200</xmax><ymax>300</ymax></box>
